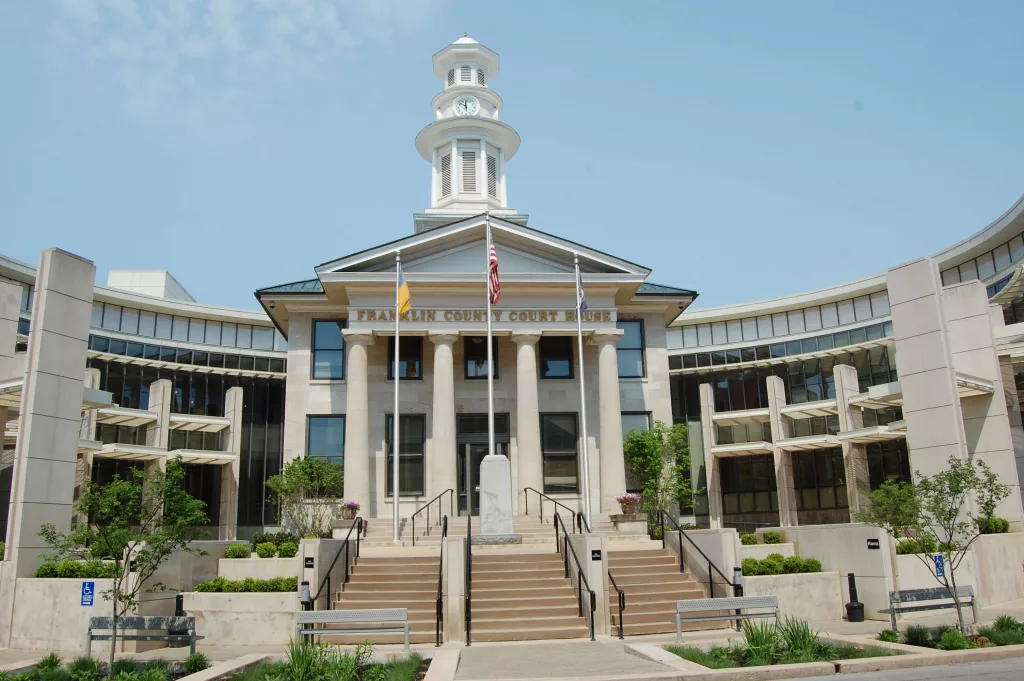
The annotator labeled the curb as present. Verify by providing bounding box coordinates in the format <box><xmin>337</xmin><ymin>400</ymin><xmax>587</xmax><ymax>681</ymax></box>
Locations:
<box><xmin>425</xmin><ymin>648</ymin><xmax>460</xmax><ymax>681</ymax></box>
<box><xmin>185</xmin><ymin>654</ymin><xmax>276</xmax><ymax>681</ymax></box>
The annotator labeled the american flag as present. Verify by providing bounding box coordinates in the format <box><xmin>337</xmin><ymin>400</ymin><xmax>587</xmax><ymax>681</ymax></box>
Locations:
<box><xmin>488</xmin><ymin>240</ymin><xmax>501</xmax><ymax>305</ymax></box>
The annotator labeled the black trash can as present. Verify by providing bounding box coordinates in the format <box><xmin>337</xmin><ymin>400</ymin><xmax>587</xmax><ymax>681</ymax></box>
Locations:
<box><xmin>846</xmin><ymin>573</ymin><xmax>865</xmax><ymax>623</ymax></box>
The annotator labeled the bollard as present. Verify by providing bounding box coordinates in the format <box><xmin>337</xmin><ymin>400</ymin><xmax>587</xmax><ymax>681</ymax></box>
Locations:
<box><xmin>845</xmin><ymin>573</ymin><xmax>865</xmax><ymax>622</ymax></box>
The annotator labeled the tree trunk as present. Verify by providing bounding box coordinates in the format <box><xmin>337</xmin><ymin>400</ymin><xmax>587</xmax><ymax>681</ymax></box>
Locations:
<box><xmin>949</xmin><ymin>565</ymin><xmax>966</xmax><ymax>633</ymax></box>
<box><xmin>107</xmin><ymin>586</ymin><xmax>117</xmax><ymax>678</ymax></box>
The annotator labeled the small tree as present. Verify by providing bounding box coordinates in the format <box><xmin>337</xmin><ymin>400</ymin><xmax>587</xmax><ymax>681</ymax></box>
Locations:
<box><xmin>39</xmin><ymin>457</ymin><xmax>208</xmax><ymax>677</ymax></box>
<box><xmin>266</xmin><ymin>456</ymin><xmax>345</xmax><ymax>538</ymax></box>
<box><xmin>623</xmin><ymin>420</ymin><xmax>694</xmax><ymax>514</ymax></box>
<box><xmin>854</xmin><ymin>455</ymin><xmax>1010</xmax><ymax>632</ymax></box>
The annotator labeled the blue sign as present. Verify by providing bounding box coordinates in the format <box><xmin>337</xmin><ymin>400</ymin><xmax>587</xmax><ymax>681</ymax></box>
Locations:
<box><xmin>81</xmin><ymin>581</ymin><xmax>95</xmax><ymax>607</ymax></box>
<box><xmin>933</xmin><ymin>554</ymin><xmax>945</xmax><ymax>578</ymax></box>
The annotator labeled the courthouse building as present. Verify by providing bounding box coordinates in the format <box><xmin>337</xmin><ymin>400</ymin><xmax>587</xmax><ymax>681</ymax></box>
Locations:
<box><xmin>2</xmin><ymin>35</ymin><xmax>1024</xmax><ymax>561</ymax></box>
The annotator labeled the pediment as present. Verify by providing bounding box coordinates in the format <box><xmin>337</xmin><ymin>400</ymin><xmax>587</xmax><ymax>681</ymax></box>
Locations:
<box><xmin>402</xmin><ymin>240</ymin><xmax>574</xmax><ymax>275</ymax></box>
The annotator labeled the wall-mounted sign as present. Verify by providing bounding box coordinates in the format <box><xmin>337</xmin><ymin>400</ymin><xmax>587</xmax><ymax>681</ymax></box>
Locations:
<box><xmin>866</xmin><ymin>539</ymin><xmax>880</xmax><ymax>550</ymax></box>
<box><xmin>81</xmin><ymin>581</ymin><xmax>95</xmax><ymax>607</ymax></box>
<box><xmin>591</xmin><ymin>549</ymin><xmax>602</xmax><ymax>561</ymax></box>
<box><xmin>934</xmin><ymin>554</ymin><xmax>945</xmax><ymax>578</ymax></box>
<box><xmin>354</xmin><ymin>308</ymin><xmax>615</xmax><ymax>324</ymax></box>
<box><xmin>304</xmin><ymin>557</ymin><xmax>314</xmax><ymax>569</ymax></box>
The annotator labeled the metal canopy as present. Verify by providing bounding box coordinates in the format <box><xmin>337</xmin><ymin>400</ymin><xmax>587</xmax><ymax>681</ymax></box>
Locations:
<box><xmin>86</xmin><ymin>349</ymin><xmax>283</xmax><ymax>380</ymax></box>
<box><xmin>712</xmin><ymin>408</ymin><xmax>771</xmax><ymax>427</ymax></box>
<box><xmin>956</xmin><ymin>373</ymin><xmax>994</xmax><ymax>397</ymax></box>
<box><xmin>0</xmin><ymin>379</ymin><xmax>114</xmax><ymax>411</ymax></box>
<box><xmin>780</xmin><ymin>399</ymin><xmax>839</xmax><ymax>420</ymax></box>
<box><xmin>95</xmin><ymin>443</ymin><xmax>236</xmax><ymax>465</ymax></box>
<box><xmin>670</xmin><ymin>336</ymin><xmax>893</xmax><ymax>376</ymax></box>
<box><xmin>836</xmin><ymin>422</ymin><xmax>907</xmax><ymax>444</ymax></box>
<box><xmin>96</xmin><ymin>407</ymin><xmax>158</xmax><ymax>429</ymax></box>
<box><xmin>168</xmin><ymin>414</ymin><xmax>230</xmax><ymax>433</ymax></box>
<box><xmin>710</xmin><ymin>441</ymin><xmax>774</xmax><ymax>458</ymax></box>
<box><xmin>990</xmin><ymin>265</ymin><xmax>1024</xmax><ymax>306</ymax></box>
<box><xmin>848</xmin><ymin>381</ymin><xmax>904</xmax><ymax>410</ymax></box>
<box><xmin>776</xmin><ymin>434</ymin><xmax>841</xmax><ymax>451</ymax></box>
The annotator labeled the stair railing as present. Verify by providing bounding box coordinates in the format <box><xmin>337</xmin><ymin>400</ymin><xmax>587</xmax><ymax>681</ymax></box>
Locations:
<box><xmin>657</xmin><ymin>510</ymin><xmax>739</xmax><ymax>599</ymax></box>
<box><xmin>435</xmin><ymin>515</ymin><xmax>448</xmax><ymax>647</ymax></box>
<box><xmin>524</xmin><ymin>487</ymin><xmax>585</xmax><ymax>533</ymax></box>
<box><xmin>553</xmin><ymin>511</ymin><xmax>596</xmax><ymax>641</ymax></box>
<box><xmin>312</xmin><ymin>516</ymin><xmax>363</xmax><ymax>610</ymax></box>
<box><xmin>608</xmin><ymin>569</ymin><xmax>625</xmax><ymax>639</ymax></box>
<box><xmin>411</xmin><ymin>488</ymin><xmax>455</xmax><ymax>546</ymax></box>
<box><xmin>464</xmin><ymin>511</ymin><xmax>472</xmax><ymax>646</ymax></box>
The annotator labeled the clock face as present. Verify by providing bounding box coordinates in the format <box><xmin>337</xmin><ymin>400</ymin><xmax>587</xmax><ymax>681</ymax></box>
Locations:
<box><xmin>454</xmin><ymin>97</ymin><xmax>479</xmax><ymax>116</ymax></box>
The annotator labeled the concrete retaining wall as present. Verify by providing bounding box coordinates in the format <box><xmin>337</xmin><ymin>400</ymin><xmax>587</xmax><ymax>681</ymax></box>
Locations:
<box><xmin>218</xmin><ymin>558</ymin><xmax>299</xmax><ymax>581</ymax></box>
<box><xmin>182</xmin><ymin>592</ymin><xmax>297</xmax><ymax>646</ymax></box>
<box><xmin>894</xmin><ymin>552</ymin><xmax>978</xmax><ymax>597</ymax></box>
<box><xmin>743</xmin><ymin>571</ymin><xmax>844</xmax><ymax>622</ymax></box>
<box><xmin>973</xmin><ymin>533</ymin><xmax>1024</xmax><ymax>607</ymax></box>
<box><xmin>740</xmin><ymin>544</ymin><xmax>796</xmax><ymax>561</ymax></box>
<box><xmin>10</xmin><ymin>578</ymin><xmax>116</xmax><ymax>653</ymax></box>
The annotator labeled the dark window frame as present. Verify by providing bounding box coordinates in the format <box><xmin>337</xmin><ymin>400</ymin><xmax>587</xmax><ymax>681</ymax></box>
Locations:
<box><xmin>388</xmin><ymin>335</ymin><xmax>424</xmax><ymax>381</ymax></box>
<box><xmin>311</xmin><ymin>319</ymin><xmax>346</xmax><ymax>381</ymax></box>
<box><xmin>616</xmin><ymin>319</ymin><xmax>646</xmax><ymax>378</ymax></box>
<box><xmin>539</xmin><ymin>336</ymin><xmax>574</xmax><ymax>379</ymax></box>
<box><xmin>306</xmin><ymin>414</ymin><xmax>345</xmax><ymax>466</ymax></box>
<box><xmin>540</xmin><ymin>412</ymin><xmax>579</xmax><ymax>493</ymax></box>
<box><xmin>464</xmin><ymin>336</ymin><xmax>499</xmax><ymax>380</ymax></box>
<box><xmin>385</xmin><ymin>413</ymin><xmax>427</xmax><ymax>496</ymax></box>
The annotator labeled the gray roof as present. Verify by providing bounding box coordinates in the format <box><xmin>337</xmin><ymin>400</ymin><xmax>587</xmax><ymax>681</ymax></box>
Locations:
<box><xmin>636</xmin><ymin>282</ymin><xmax>697</xmax><ymax>296</ymax></box>
<box><xmin>257</xmin><ymin>279</ymin><xmax>324</xmax><ymax>294</ymax></box>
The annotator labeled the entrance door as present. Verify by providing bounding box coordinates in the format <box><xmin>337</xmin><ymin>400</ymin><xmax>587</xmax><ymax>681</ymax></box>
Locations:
<box><xmin>457</xmin><ymin>443</ymin><xmax>487</xmax><ymax>515</ymax></box>
<box><xmin>456</xmin><ymin>413</ymin><xmax>511</xmax><ymax>515</ymax></box>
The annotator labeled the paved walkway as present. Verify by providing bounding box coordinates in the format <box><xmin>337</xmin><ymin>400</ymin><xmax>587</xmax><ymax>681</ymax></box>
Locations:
<box><xmin>796</xmin><ymin>657</ymin><xmax>1024</xmax><ymax>681</ymax></box>
<box><xmin>454</xmin><ymin>639</ymin><xmax>669</xmax><ymax>680</ymax></box>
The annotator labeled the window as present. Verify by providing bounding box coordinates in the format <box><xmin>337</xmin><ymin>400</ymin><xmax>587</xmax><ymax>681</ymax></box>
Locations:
<box><xmin>477</xmin><ymin>68</ymin><xmax>485</xmax><ymax>85</ymax></box>
<box><xmin>486</xmin><ymin>154</ymin><xmax>497</xmax><ymax>197</ymax></box>
<box><xmin>237</xmin><ymin>324</ymin><xmax>252</xmax><ymax>349</ymax></box>
<box><xmin>460</xmin><ymin>65</ymin><xmax>471</xmax><ymax>82</ymax></box>
<box><xmin>622</xmin><ymin>412</ymin><xmax>651</xmax><ymax>493</ymax></box>
<box><xmin>312</xmin><ymin>320</ymin><xmax>345</xmax><ymax>380</ymax></box>
<box><xmin>793</xmin><ymin>449</ymin><xmax>848</xmax><ymax>510</ymax></box>
<box><xmin>388</xmin><ymin>335</ymin><xmax>423</xmax><ymax>380</ymax></box>
<box><xmin>102</xmin><ymin>305</ymin><xmax>122</xmax><ymax>332</ymax></box>
<box><xmin>252</xmin><ymin>326</ymin><xmax>274</xmax><ymax>351</ymax></box>
<box><xmin>541</xmin><ymin>413</ymin><xmax>578</xmax><ymax>493</ymax></box>
<box><xmin>464</xmin><ymin>336</ymin><xmax>497</xmax><ymax>379</ymax></box>
<box><xmin>462</xmin><ymin>151</ymin><xmax>477</xmax><ymax>193</ymax></box>
<box><xmin>171</xmin><ymin>316</ymin><xmax>189</xmax><ymax>341</ymax></box>
<box><xmin>385</xmin><ymin>414</ymin><xmax>426</xmax><ymax>496</ymax></box>
<box><xmin>447</xmin><ymin>68</ymin><xmax>455</xmax><ymax>86</ymax></box>
<box><xmin>121</xmin><ymin>308</ymin><xmax>139</xmax><ymax>334</ymax></box>
<box><xmin>867</xmin><ymin>439</ymin><xmax>912</xmax><ymax>489</ymax></box>
<box><xmin>440</xmin><ymin>153</ymin><xmax>452</xmax><ymax>197</ymax></box>
<box><xmin>188</xmin><ymin>318</ymin><xmax>206</xmax><ymax>343</ymax></box>
<box><xmin>719</xmin><ymin>455</ymin><xmax>777</xmax><ymax>515</ymax></box>
<box><xmin>616</xmin><ymin>320</ymin><xmax>645</xmax><ymax>377</ymax></box>
<box><xmin>138</xmin><ymin>310</ymin><xmax>156</xmax><ymax>337</ymax></box>
<box><xmin>307</xmin><ymin>416</ymin><xmax>345</xmax><ymax>465</ymax></box>
<box><xmin>540</xmin><ymin>336</ymin><xmax>573</xmax><ymax>378</ymax></box>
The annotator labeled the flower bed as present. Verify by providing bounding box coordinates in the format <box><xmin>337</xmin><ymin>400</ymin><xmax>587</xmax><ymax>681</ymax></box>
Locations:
<box><xmin>741</xmin><ymin>553</ymin><xmax>821</xmax><ymax>575</ymax></box>
<box><xmin>878</xmin><ymin>615</ymin><xmax>1024</xmax><ymax>649</ymax></box>
<box><xmin>33</xmin><ymin>559</ymin><xmax>118</xmax><ymax>578</ymax></box>
<box><xmin>228</xmin><ymin>641</ymin><xmax>425</xmax><ymax>681</ymax></box>
<box><xmin>194</xmin><ymin>576</ymin><xmax>297</xmax><ymax>592</ymax></box>
<box><xmin>4</xmin><ymin>651</ymin><xmax>210</xmax><ymax>681</ymax></box>
<box><xmin>666</xmin><ymin>618</ymin><xmax>896</xmax><ymax>668</ymax></box>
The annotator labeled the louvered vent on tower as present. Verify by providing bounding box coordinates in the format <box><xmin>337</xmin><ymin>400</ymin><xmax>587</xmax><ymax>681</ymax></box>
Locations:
<box><xmin>460</xmin><ymin>65</ymin><xmax>472</xmax><ymax>82</ymax></box>
<box><xmin>440</xmin><ymin>154</ymin><xmax>452</xmax><ymax>197</ymax></box>
<box><xmin>447</xmin><ymin>69</ymin><xmax>455</xmax><ymax>87</ymax></box>
<box><xmin>477</xmin><ymin>69</ymin><xmax>486</xmax><ymax>85</ymax></box>
<box><xmin>487</xmin><ymin>155</ymin><xmax>497</xmax><ymax>197</ymax></box>
<box><xmin>462</xmin><ymin>151</ymin><xmax>477</xmax><ymax>192</ymax></box>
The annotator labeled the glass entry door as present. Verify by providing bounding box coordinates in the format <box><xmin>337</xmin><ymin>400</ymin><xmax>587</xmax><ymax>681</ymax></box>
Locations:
<box><xmin>457</xmin><ymin>442</ymin><xmax>509</xmax><ymax>514</ymax></box>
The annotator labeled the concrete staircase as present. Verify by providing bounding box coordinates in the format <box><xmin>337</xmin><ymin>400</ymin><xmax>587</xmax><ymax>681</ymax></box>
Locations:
<box><xmin>470</xmin><ymin>552</ymin><xmax>591</xmax><ymax>642</ymax></box>
<box><xmin>358</xmin><ymin>514</ymin><xmax>624</xmax><ymax>547</ymax></box>
<box><xmin>326</xmin><ymin>553</ymin><xmax>441</xmax><ymax>645</ymax></box>
<box><xmin>607</xmin><ymin>547</ymin><xmax>722</xmax><ymax>636</ymax></box>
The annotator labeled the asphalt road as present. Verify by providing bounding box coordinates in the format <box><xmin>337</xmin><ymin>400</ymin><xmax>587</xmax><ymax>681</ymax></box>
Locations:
<box><xmin>794</xmin><ymin>657</ymin><xmax>1024</xmax><ymax>680</ymax></box>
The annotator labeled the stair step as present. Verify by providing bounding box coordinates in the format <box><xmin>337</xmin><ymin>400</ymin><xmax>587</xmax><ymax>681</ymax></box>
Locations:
<box><xmin>343</xmin><ymin>581</ymin><xmax>437</xmax><ymax>592</ymax></box>
<box><xmin>353</xmin><ymin>563</ymin><xmax>438</xmax><ymax>574</ymax></box>
<box><xmin>472</xmin><ymin>626</ymin><xmax>590</xmax><ymax>642</ymax></box>
<box><xmin>472</xmin><ymin>553</ymin><xmax>562</xmax><ymax>565</ymax></box>
<box><xmin>471</xmin><ymin>578</ymin><xmax>570</xmax><ymax>591</ymax></box>
<box><xmin>313</xmin><ymin>631</ymin><xmax>437</xmax><ymax>645</ymax></box>
<box><xmin>472</xmin><ymin>568</ymin><xmax>565</xmax><ymax>581</ymax></box>
<box><xmin>611</xmin><ymin>573</ymin><xmax>693</xmax><ymax>587</ymax></box>
<box><xmin>614</xmin><ymin>581</ymin><xmax>704</xmax><ymax>595</ymax></box>
<box><xmin>337</xmin><ymin>590</ymin><xmax>438</xmax><ymax>600</ymax></box>
<box><xmin>469</xmin><ymin>595</ymin><xmax>578</xmax><ymax>610</ymax></box>
<box><xmin>609</xmin><ymin>563</ymin><xmax>683</xmax><ymax>576</ymax></box>
<box><xmin>356</xmin><ymin>556</ymin><xmax>438</xmax><ymax>566</ymax></box>
<box><xmin>611</xmin><ymin>589</ymin><xmax>706</xmax><ymax>605</ymax></box>
<box><xmin>475</xmin><ymin>604</ymin><xmax>580</xmax><ymax>618</ymax></box>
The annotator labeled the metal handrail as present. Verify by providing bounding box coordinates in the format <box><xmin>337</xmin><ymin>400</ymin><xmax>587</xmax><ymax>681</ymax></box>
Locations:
<box><xmin>608</xmin><ymin>569</ymin><xmax>625</xmax><ymax>640</ymax></box>
<box><xmin>464</xmin><ymin>511</ymin><xmax>472</xmax><ymax>646</ymax></box>
<box><xmin>524</xmin><ymin>487</ymin><xmax>585</xmax><ymax>533</ymax></box>
<box><xmin>312</xmin><ymin>516</ymin><xmax>363</xmax><ymax>608</ymax></box>
<box><xmin>658</xmin><ymin>510</ymin><xmax>738</xmax><ymax>598</ymax></box>
<box><xmin>435</xmin><ymin>515</ymin><xmax>448</xmax><ymax>647</ymax></box>
<box><xmin>553</xmin><ymin>511</ymin><xmax>596</xmax><ymax>641</ymax></box>
<box><xmin>412</xmin><ymin>488</ymin><xmax>455</xmax><ymax>546</ymax></box>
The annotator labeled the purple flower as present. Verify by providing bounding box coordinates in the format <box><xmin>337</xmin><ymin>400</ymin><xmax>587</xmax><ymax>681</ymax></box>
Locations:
<box><xmin>342</xmin><ymin>500</ymin><xmax>361</xmax><ymax>510</ymax></box>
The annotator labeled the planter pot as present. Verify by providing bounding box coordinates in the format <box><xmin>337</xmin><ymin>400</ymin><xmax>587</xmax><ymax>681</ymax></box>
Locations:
<box><xmin>618</xmin><ymin>501</ymin><xmax>641</xmax><ymax>515</ymax></box>
<box><xmin>341</xmin><ymin>508</ymin><xmax>357</xmax><ymax>520</ymax></box>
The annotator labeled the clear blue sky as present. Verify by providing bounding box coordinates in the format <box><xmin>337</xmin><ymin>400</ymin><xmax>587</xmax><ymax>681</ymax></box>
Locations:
<box><xmin>2</xmin><ymin>1</ymin><xmax>1023</xmax><ymax>310</ymax></box>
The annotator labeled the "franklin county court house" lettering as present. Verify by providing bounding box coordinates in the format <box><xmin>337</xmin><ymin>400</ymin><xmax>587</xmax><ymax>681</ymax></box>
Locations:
<box><xmin>354</xmin><ymin>309</ymin><xmax>614</xmax><ymax>323</ymax></box>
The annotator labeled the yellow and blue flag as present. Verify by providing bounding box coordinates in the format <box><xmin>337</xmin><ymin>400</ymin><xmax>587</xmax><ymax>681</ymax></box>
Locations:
<box><xmin>397</xmin><ymin>262</ymin><xmax>412</xmax><ymax>315</ymax></box>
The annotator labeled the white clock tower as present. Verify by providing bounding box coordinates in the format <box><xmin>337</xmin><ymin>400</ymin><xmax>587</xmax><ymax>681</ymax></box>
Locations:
<box><xmin>414</xmin><ymin>35</ymin><xmax>521</xmax><ymax>229</ymax></box>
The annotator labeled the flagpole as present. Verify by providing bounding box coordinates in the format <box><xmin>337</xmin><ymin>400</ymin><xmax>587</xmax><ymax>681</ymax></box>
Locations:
<box><xmin>392</xmin><ymin>251</ymin><xmax>402</xmax><ymax>544</ymax></box>
<box><xmin>574</xmin><ymin>253</ymin><xmax>592</xmax><ymax>529</ymax></box>
<box><xmin>485</xmin><ymin>216</ymin><xmax>496</xmax><ymax>465</ymax></box>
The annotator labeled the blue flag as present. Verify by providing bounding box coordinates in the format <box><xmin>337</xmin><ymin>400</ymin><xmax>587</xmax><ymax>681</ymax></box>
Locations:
<box><xmin>577</xmin><ymin>270</ymin><xmax>588</xmax><ymax>313</ymax></box>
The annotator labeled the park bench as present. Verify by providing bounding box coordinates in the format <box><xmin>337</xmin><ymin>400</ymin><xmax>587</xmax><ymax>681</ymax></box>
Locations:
<box><xmin>85</xmin><ymin>616</ymin><xmax>198</xmax><ymax>656</ymax></box>
<box><xmin>675</xmin><ymin>596</ymin><xmax>779</xmax><ymax>641</ymax></box>
<box><xmin>295</xmin><ymin>608</ymin><xmax>409</xmax><ymax>651</ymax></box>
<box><xmin>888</xmin><ymin>586</ymin><xmax>979</xmax><ymax>631</ymax></box>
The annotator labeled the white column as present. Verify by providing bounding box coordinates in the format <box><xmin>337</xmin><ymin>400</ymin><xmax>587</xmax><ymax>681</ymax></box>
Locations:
<box><xmin>513</xmin><ymin>332</ymin><xmax>543</xmax><ymax>510</ymax></box>
<box><xmin>766</xmin><ymin>375</ymin><xmax>799</xmax><ymax>527</ymax></box>
<box><xmin>145</xmin><ymin>378</ymin><xmax>172</xmax><ymax>449</ymax></box>
<box><xmin>429</xmin><ymin>332</ymin><xmax>458</xmax><ymax>508</ymax></box>
<box><xmin>593</xmin><ymin>329</ymin><xmax>627</xmax><ymax>513</ymax></box>
<box><xmin>834</xmin><ymin>364</ymin><xmax>870</xmax><ymax>516</ymax></box>
<box><xmin>219</xmin><ymin>386</ymin><xmax>244</xmax><ymax>540</ymax></box>
<box><xmin>343</xmin><ymin>331</ymin><xmax>373</xmax><ymax>513</ymax></box>
<box><xmin>698</xmin><ymin>383</ymin><xmax>723</xmax><ymax>529</ymax></box>
<box><xmin>6</xmin><ymin>249</ymin><xmax>95</xmax><ymax>577</ymax></box>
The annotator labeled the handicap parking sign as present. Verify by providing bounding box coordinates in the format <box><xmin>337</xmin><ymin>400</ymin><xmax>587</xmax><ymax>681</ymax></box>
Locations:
<box><xmin>81</xmin><ymin>581</ymin><xmax>94</xmax><ymax>607</ymax></box>
<box><xmin>933</xmin><ymin>554</ymin><xmax>945</xmax><ymax>578</ymax></box>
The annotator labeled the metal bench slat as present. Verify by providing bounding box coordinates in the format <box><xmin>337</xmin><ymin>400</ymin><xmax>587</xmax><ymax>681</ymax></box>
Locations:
<box><xmin>296</xmin><ymin>609</ymin><xmax>408</xmax><ymax>624</ymax></box>
<box><xmin>891</xmin><ymin>586</ymin><xmax>974</xmax><ymax>604</ymax></box>
<box><xmin>88</xmin><ymin>616</ymin><xmax>195</xmax><ymax>631</ymax></box>
<box><xmin>677</xmin><ymin>596</ymin><xmax>778</xmax><ymax>613</ymax></box>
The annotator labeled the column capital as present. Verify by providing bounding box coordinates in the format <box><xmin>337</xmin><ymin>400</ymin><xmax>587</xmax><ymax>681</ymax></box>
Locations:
<box><xmin>342</xmin><ymin>329</ymin><xmax>375</xmax><ymax>345</ymax></box>
<box><xmin>428</xmin><ymin>331</ymin><xmax>460</xmax><ymax>346</ymax></box>
<box><xmin>511</xmin><ymin>330</ymin><xmax>543</xmax><ymax>346</ymax></box>
<box><xmin>590</xmin><ymin>328</ymin><xmax>625</xmax><ymax>346</ymax></box>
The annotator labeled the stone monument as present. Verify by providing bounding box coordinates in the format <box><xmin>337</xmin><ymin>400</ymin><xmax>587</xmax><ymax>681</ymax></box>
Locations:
<box><xmin>473</xmin><ymin>454</ymin><xmax>522</xmax><ymax>544</ymax></box>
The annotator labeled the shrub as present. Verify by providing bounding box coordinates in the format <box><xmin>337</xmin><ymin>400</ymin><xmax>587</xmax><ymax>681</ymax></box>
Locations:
<box><xmin>778</xmin><ymin>616</ymin><xmax>819</xmax><ymax>657</ymax></box>
<box><xmin>250</xmin><ymin>532</ymin><xmax>274</xmax><ymax>550</ymax></box>
<box><xmin>801</xmin><ymin>558</ymin><xmax>822</xmax><ymax>573</ymax></box>
<box><xmin>33</xmin><ymin>560</ymin><xmax>116</xmax><ymax>579</ymax></box>
<box><xmin>277</xmin><ymin>541</ymin><xmax>298</xmax><ymax>559</ymax></box>
<box><xmin>740</xmin><ymin>532</ymin><xmax>758</xmax><ymax>546</ymax></box>
<box><xmin>763</xmin><ymin>531</ymin><xmax>781</xmax><ymax>545</ymax></box>
<box><xmin>272</xmin><ymin>531</ymin><xmax>299</xmax><ymax>546</ymax></box>
<box><xmin>110</xmin><ymin>660</ymin><xmax>138</xmax><ymax>677</ymax></box>
<box><xmin>38</xmin><ymin>654</ymin><xmax>63</xmax><ymax>671</ymax></box>
<box><xmin>978</xmin><ymin>516</ymin><xmax>1010</xmax><ymax>534</ymax></box>
<box><xmin>139</xmin><ymin>666</ymin><xmax>168</xmax><ymax>681</ymax></box>
<box><xmin>876</xmin><ymin>629</ymin><xmax>899</xmax><ymax>643</ymax></box>
<box><xmin>895</xmin><ymin>535</ymin><xmax>938</xmax><ymax>555</ymax></box>
<box><xmin>664</xmin><ymin>645</ymin><xmax>738</xmax><ymax>669</ymax></box>
<box><xmin>743</xmin><ymin>620</ymin><xmax>781</xmax><ymax>665</ymax></box>
<box><xmin>994</xmin><ymin>615</ymin><xmax>1023</xmax><ymax>632</ymax></box>
<box><xmin>184</xmin><ymin>654</ymin><xmax>210</xmax><ymax>675</ymax></box>
<box><xmin>255</xmin><ymin>542</ymin><xmax>278</xmax><ymax>559</ymax></box>
<box><xmin>762</xmin><ymin>553</ymin><xmax>785</xmax><ymax>575</ymax></box>
<box><xmin>783</xmin><ymin>556</ymin><xmax>804</xmax><ymax>574</ymax></box>
<box><xmin>937</xmin><ymin>629</ymin><xmax>969</xmax><ymax>650</ymax></box>
<box><xmin>741</xmin><ymin>558</ymin><xmax>763</xmax><ymax>576</ymax></box>
<box><xmin>903</xmin><ymin>624</ymin><xmax>933</xmax><ymax>648</ymax></box>
<box><xmin>979</xmin><ymin>624</ymin><xmax>1024</xmax><ymax>646</ymax></box>
<box><xmin>193</xmin><ymin>576</ymin><xmax>297</xmax><ymax>593</ymax></box>
<box><xmin>224</xmin><ymin>543</ymin><xmax>250</xmax><ymax>559</ymax></box>
<box><xmin>67</xmin><ymin>657</ymin><xmax>102</xmax><ymax>681</ymax></box>
<box><xmin>650</xmin><ymin>525</ymin><xmax>664</xmax><ymax>540</ymax></box>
